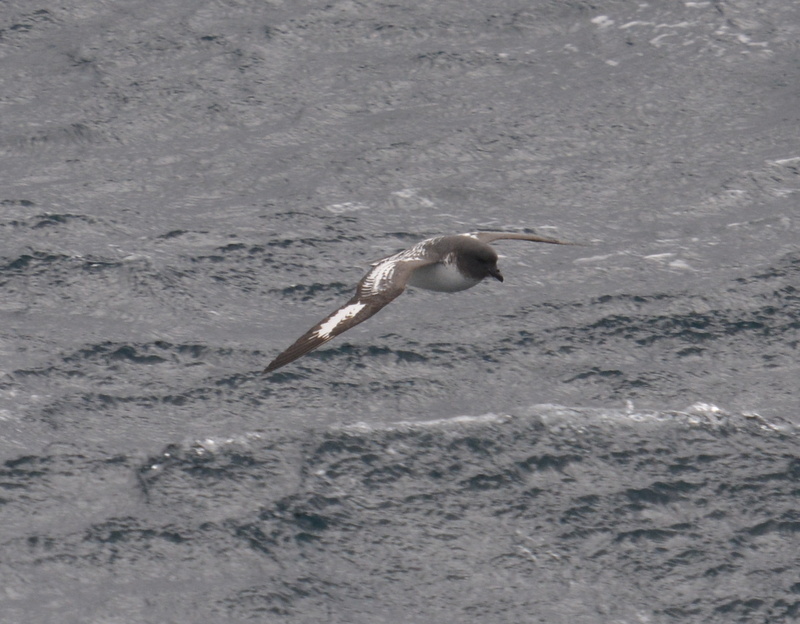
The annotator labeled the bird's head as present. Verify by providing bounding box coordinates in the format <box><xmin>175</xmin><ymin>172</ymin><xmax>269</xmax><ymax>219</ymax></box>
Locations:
<box><xmin>461</xmin><ymin>241</ymin><xmax>503</xmax><ymax>283</ymax></box>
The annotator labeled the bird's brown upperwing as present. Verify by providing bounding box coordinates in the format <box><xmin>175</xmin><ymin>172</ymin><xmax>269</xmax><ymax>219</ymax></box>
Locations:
<box><xmin>263</xmin><ymin>258</ymin><xmax>432</xmax><ymax>373</ymax></box>
<box><xmin>469</xmin><ymin>231</ymin><xmax>575</xmax><ymax>245</ymax></box>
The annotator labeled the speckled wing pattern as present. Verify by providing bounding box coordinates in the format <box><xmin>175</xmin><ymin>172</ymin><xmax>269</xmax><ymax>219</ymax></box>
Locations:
<box><xmin>263</xmin><ymin>248</ymin><xmax>436</xmax><ymax>374</ymax></box>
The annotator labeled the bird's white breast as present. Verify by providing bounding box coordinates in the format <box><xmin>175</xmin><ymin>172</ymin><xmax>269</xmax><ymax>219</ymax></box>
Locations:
<box><xmin>407</xmin><ymin>261</ymin><xmax>479</xmax><ymax>292</ymax></box>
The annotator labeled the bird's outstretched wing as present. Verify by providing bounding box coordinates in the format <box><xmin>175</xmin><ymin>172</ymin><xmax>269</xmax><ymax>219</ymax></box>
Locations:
<box><xmin>468</xmin><ymin>231</ymin><xmax>574</xmax><ymax>245</ymax></box>
<box><xmin>263</xmin><ymin>257</ymin><xmax>433</xmax><ymax>374</ymax></box>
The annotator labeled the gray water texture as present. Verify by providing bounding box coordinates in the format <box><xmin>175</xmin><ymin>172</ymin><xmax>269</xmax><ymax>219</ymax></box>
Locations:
<box><xmin>1</xmin><ymin>1</ymin><xmax>798</xmax><ymax>623</ymax></box>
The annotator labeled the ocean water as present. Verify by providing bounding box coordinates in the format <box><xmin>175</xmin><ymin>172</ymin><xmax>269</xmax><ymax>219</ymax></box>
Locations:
<box><xmin>1</xmin><ymin>1</ymin><xmax>798</xmax><ymax>622</ymax></box>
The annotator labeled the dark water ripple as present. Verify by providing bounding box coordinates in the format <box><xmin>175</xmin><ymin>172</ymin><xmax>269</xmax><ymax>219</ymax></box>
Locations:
<box><xmin>2</xmin><ymin>407</ymin><xmax>797</xmax><ymax>623</ymax></box>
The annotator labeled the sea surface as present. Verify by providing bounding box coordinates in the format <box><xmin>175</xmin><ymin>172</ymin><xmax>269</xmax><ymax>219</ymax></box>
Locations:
<box><xmin>1</xmin><ymin>1</ymin><xmax>798</xmax><ymax>622</ymax></box>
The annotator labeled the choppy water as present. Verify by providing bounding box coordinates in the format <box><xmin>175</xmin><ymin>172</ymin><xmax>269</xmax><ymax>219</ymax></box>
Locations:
<box><xmin>1</xmin><ymin>1</ymin><xmax>799</xmax><ymax>622</ymax></box>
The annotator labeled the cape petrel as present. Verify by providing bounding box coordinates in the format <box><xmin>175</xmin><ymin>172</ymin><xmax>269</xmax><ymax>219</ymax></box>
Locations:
<box><xmin>264</xmin><ymin>231</ymin><xmax>572</xmax><ymax>373</ymax></box>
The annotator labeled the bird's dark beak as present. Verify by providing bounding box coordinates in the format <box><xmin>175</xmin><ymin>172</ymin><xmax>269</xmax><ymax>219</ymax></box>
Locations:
<box><xmin>489</xmin><ymin>266</ymin><xmax>504</xmax><ymax>282</ymax></box>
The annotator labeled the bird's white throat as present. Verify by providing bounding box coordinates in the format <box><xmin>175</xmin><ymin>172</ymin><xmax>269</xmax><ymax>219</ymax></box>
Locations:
<box><xmin>407</xmin><ymin>262</ymin><xmax>480</xmax><ymax>292</ymax></box>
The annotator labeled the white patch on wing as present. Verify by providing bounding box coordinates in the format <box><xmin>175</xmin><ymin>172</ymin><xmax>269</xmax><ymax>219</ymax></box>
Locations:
<box><xmin>315</xmin><ymin>302</ymin><xmax>367</xmax><ymax>339</ymax></box>
<box><xmin>365</xmin><ymin>261</ymin><xmax>396</xmax><ymax>294</ymax></box>
<box><xmin>393</xmin><ymin>237</ymin><xmax>442</xmax><ymax>263</ymax></box>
